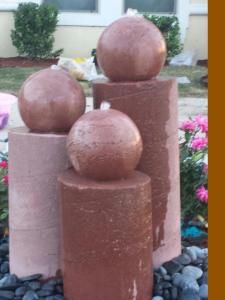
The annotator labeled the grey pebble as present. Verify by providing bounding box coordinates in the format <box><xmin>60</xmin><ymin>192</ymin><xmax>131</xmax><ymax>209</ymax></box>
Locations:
<box><xmin>199</xmin><ymin>284</ymin><xmax>208</xmax><ymax>299</ymax></box>
<box><xmin>179</xmin><ymin>288</ymin><xmax>201</xmax><ymax>300</ymax></box>
<box><xmin>182</xmin><ymin>266</ymin><xmax>203</xmax><ymax>280</ymax></box>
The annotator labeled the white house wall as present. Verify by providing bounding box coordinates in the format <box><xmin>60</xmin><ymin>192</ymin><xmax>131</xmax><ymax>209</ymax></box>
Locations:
<box><xmin>184</xmin><ymin>15</ymin><xmax>208</xmax><ymax>59</ymax></box>
<box><xmin>0</xmin><ymin>0</ymin><xmax>208</xmax><ymax>59</ymax></box>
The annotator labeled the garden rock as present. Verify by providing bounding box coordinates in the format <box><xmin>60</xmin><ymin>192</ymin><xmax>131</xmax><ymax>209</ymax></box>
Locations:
<box><xmin>172</xmin><ymin>273</ymin><xmax>183</xmax><ymax>286</ymax></box>
<box><xmin>0</xmin><ymin>262</ymin><xmax>9</xmax><ymax>274</ymax></box>
<box><xmin>174</xmin><ymin>253</ymin><xmax>192</xmax><ymax>265</ymax></box>
<box><xmin>186</xmin><ymin>247</ymin><xmax>208</xmax><ymax>260</ymax></box>
<box><xmin>55</xmin><ymin>285</ymin><xmax>63</xmax><ymax>294</ymax></box>
<box><xmin>185</xmin><ymin>247</ymin><xmax>198</xmax><ymax>262</ymax></box>
<box><xmin>199</xmin><ymin>284</ymin><xmax>208</xmax><ymax>299</ymax></box>
<box><xmin>0</xmin><ymin>233</ymin><xmax>207</xmax><ymax>300</ymax></box>
<box><xmin>27</xmin><ymin>281</ymin><xmax>41</xmax><ymax>291</ymax></box>
<box><xmin>0</xmin><ymin>274</ymin><xmax>19</xmax><ymax>289</ymax></box>
<box><xmin>163</xmin><ymin>260</ymin><xmax>183</xmax><ymax>275</ymax></box>
<box><xmin>163</xmin><ymin>288</ymin><xmax>171</xmax><ymax>299</ymax></box>
<box><xmin>163</xmin><ymin>275</ymin><xmax>171</xmax><ymax>281</ymax></box>
<box><xmin>23</xmin><ymin>290</ymin><xmax>39</xmax><ymax>300</ymax></box>
<box><xmin>198</xmin><ymin>271</ymin><xmax>208</xmax><ymax>285</ymax></box>
<box><xmin>182</xmin><ymin>266</ymin><xmax>203</xmax><ymax>280</ymax></box>
<box><xmin>41</xmin><ymin>283</ymin><xmax>55</xmax><ymax>292</ymax></box>
<box><xmin>19</xmin><ymin>275</ymin><xmax>42</xmax><ymax>283</ymax></box>
<box><xmin>158</xmin><ymin>266</ymin><xmax>167</xmax><ymax>276</ymax></box>
<box><xmin>54</xmin><ymin>296</ymin><xmax>64</xmax><ymax>300</ymax></box>
<box><xmin>171</xmin><ymin>287</ymin><xmax>178</xmax><ymax>299</ymax></box>
<box><xmin>37</xmin><ymin>289</ymin><xmax>54</xmax><ymax>297</ymax></box>
<box><xmin>0</xmin><ymin>290</ymin><xmax>14</xmax><ymax>299</ymax></box>
<box><xmin>0</xmin><ymin>244</ymin><xmax>9</xmax><ymax>256</ymax></box>
<box><xmin>15</xmin><ymin>286</ymin><xmax>28</xmax><ymax>297</ymax></box>
<box><xmin>180</xmin><ymin>288</ymin><xmax>201</xmax><ymax>300</ymax></box>
<box><xmin>173</xmin><ymin>273</ymin><xmax>199</xmax><ymax>292</ymax></box>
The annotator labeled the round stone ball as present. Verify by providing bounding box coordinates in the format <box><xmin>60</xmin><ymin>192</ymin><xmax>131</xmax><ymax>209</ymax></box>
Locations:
<box><xmin>97</xmin><ymin>16</ymin><xmax>167</xmax><ymax>82</ymax></box>
<box><xmin>18</xmin><ymin>68</ymin><xmax>86</xmax><ymax>132</ymax></box>
<box><xmin>67</xmin><ymin>108</ymin><xmax>143</xmax><ymax>181</ymax></box>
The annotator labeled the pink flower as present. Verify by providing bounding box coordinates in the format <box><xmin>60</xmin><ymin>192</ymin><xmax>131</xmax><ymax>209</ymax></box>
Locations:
<box><xmin>196</xmin><ymin>186</ymin><xmax>208</xmax><ymax>203</ymax></box>
<box><xmin>194</xmin><ymin>115</ymin><xmax>208</xmax><ymax>133</ymax></box>
<box><xmin>191</xmin><ymin>137</ymin><xmax>208</xmax><ymax>151</ymax></box>
<box><xmin>2</xmin><ymin>175</ymin><xmax>8</xmax><ymax>185</ymax></box>
<box><xmin>180</xmin><ymin>119</ymin><xmax>196</xmax><ymax>132</ymax></box>
<box><xmin>203</xmin><ymin>163</ymin><xmax>208</xmax><ymax>173</ymax></box>
<box><xmin>0</xmin><ymin>161</ymin><xmax>8</xmax><ymax>169</ymax></box>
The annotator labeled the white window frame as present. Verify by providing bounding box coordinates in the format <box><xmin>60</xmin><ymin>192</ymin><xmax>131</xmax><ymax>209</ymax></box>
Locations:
<box><xmin>0</xmin><ymin>0</ymin><xmax>208</xmax><ymax>42</ymax></box>
<box><xmin>56</xmin><ymin>0</ymin><xmax>190</xmax><ymax>43</ymax></box>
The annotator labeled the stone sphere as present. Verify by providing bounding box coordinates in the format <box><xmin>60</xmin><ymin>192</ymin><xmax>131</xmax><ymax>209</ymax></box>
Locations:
<box><xmin>18</xmin><ymin>68</ymin><xmax>86</xmax><ymax>132</ymax></box>
<box><xmin>67</xmin><ymin>108</ymin><xmax>143</xmax><ymax>181</ymax></box>
<box><xmin>97</xmin><ymin>16</ymin><xmax>166</xmax><ymax>82</ymax></box>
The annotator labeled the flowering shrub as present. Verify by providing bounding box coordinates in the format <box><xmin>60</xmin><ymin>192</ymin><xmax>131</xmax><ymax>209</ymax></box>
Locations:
<box><xmin>180</xmin><ymin>115</ymin><xmax>208</xmax><ymax>220</ymax></box>
<box><xmin>0</xmin><ymin>93</ymin><xmax>16</xmax><ymax>226</ymax></box>
<box><xmin>0</xmin><ymin>154</ymin><xmax>8</xmax><ymax>224</ymax></box>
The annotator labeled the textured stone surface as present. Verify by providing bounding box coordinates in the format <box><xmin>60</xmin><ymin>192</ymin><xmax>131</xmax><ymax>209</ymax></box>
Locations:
<box><xmin>97</xmin><ymin>16</ymin><xmax>166</xmax><ymax>82</ymax></box>
<box><xmin>9</xmin><ymin>127</ymin><xmax>71</xmax><ymax>278</ymax></box>
<box><xmin>182</xmin><ymin>266</ymin><xmax>203</xmax><ymax>280</ymax></box>
<box><xmin>67</xmin><ymin>108</ymin><xmax>143</xmax><ymax>180</ymax></box>
<box><xmin>18</xmin><ymin>68</ymin><xmax>86</xmax><ymax>132</ymax></box>
<box><xmin>58</xmin><ymin>169</ymin><xmax>153</xmax><ymax>300</ymax></box>
<box><xmin>93</xmin><ymin>78</ymin><xmax>181</xmax><ymax>267</ymax></box>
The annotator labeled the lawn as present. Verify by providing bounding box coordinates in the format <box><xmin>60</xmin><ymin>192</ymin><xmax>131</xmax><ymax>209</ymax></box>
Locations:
<box><xmin>0</xmin><ymin>65</ymin><xmax>208</xmax><ymax>98</ymax></box>
<box><xmin>161</xmin><ymin>66</ymin><xmax>208</xmax><ymax>98</ymax></box>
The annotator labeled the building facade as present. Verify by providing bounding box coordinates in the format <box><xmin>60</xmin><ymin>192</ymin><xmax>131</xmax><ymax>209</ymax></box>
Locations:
<box><xmin>0</xmin><ymin>0</ymin><xmax>208</xmax><ymax>59</ymax></box>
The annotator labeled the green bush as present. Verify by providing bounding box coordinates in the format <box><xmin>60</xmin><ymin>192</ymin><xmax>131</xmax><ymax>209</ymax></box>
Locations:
<box><xmin>11</xmin><ymin>2</ymin><xmax>63</xmax><ymax>59</ymax></box>
<box><xmin>144</xmin><ymin>15</ymin><xmax>183</xmax><ymax>59</ymax></box>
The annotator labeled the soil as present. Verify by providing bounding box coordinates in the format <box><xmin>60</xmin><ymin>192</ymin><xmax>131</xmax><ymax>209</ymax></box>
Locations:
<box><xmin>0</xmin><ymin>57</ymin><xmax>58</xmax><ymax>68</ymax></box>
<box><xmin>200</xmin><ymin>74</ymin><xmax>208</xmax><ymax>88</ymax></box>
<box><xmin>197</xmin><ymin>59</ymin><xmax>208</xmax><ymax>67</ymax></box>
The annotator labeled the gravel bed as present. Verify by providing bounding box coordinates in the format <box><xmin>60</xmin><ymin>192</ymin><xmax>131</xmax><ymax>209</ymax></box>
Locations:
<box><xmin>0</xmin><ymin>236</ymin><xmax>208</xmax><ymax>300</ymax></box>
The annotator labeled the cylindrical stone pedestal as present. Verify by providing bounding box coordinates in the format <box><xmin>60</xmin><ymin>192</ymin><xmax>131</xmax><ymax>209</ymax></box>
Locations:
<box><xmin>93</xmin><ymin>78</ymin><xmax>181</xmax><ymax>267</ymax></box>
<box><xmin>58</xmin><ymin>169</ymin><xmax>153</xmax><ymax>300</ymax></box>
<box><xmin>9</xmin><ymin>127</ymin><xmax>71</xmax><ymax>278</ymax></box>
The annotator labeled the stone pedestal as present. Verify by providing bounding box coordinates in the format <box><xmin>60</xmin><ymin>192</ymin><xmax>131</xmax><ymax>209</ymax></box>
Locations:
<box><xmin>58</xmin><ymin>169</ymin><xmax>153</xmax><ymax>300</ymax></box>
<box><xmin>93</xmin><ymin>78</ymin><xmax>181</xmax><ymax>267</ymax></box>
<box><xmin>9</xmin><ymin>127</ymin><xmax>71</xmax><ymax>278</ymax></box>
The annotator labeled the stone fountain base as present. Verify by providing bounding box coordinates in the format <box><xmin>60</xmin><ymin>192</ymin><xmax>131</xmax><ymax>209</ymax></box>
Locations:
<box><xmin>58</xmin><ymin>169</ymin><xmax>153</xmax><ymax>300</ymax></box>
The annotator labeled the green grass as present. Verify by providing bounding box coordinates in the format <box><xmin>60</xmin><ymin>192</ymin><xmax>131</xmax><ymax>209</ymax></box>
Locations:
<box><xmin>160</xmin><ymin>66</ymin><xmax>208</xmax><ymax>98</ymax></box>
<box><xmin>0</xmin><ymin>67</ymin><xmax>42</xmax><ymax>94</ymax></box>
<box><xmin>0</xmin><ymin>65</ymin><xmax>207</xmax><ymax>98</ymax></box>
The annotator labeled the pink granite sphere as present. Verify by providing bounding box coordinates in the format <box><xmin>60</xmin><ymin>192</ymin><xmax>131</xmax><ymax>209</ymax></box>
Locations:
<box><xmin>67</xmin><ymin>108</ymin><xmax>143</xmax><ymax>181</ymax></box>
<box><xmin>97</xmin><ymin>16</ymin><xmax>167</xmax><ymax>82</ymax></box>
<box><xmin>18</xmin><ymin>68</ymin><xmax>86</xmax><ymax>132</ymax></box>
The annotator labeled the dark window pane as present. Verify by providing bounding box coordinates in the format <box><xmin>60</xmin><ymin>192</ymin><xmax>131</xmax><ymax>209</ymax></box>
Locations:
<box><xmin>45</xmin><ymin>0</ymin><xmax>97</xmax><ymax>12</ymax></box>
<box><xmin>125</xmin><ymin>0</ymin><xmax>175</xmax><ymax>13</ymax></box>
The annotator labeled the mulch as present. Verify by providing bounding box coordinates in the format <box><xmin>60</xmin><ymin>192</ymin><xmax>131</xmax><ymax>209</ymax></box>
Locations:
<box><xmin>0</xmin><ymin>57</ymin><xmax>58</xmax><ymax>68</ymax></box>
<box><xmin>197</xmin><ymin>59</ymin><xmax>208</xmax><ymax>68</ymax></box>
<box><xmin>200</xmin><ymin>75</ymin><xmax>208</xmax><ymax>88</ymax></box>
<box><xmin>0</xmin><ymin>56</ymin><xmax>208</xmax><ymax>69</ymax></box>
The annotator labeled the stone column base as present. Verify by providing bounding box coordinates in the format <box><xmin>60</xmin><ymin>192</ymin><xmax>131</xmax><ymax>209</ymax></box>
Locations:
<box><xmin>93</xmin><ymin>78</ymin><xmax>181</xmax><ymax>267</ymax></box>
<box><xmin>58</xmin><ymin>169</ymin><xmax>153</xmax><ymax>300</ymax></box>
<box><xmin>9</xmin><ymin>127</ymin><xmax>71</xmax><ymax>278</ymax></box>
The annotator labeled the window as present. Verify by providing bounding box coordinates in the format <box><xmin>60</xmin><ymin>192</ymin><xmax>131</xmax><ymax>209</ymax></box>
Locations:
<box><xmin>44</xmin><ymin>0</ymin><xmax>97</xmax><ymax>12</ymax></box>
<box><xmin>124</xmin><ymin>0</ymin><xmax>176</xmax><ymax>14</ymax></box>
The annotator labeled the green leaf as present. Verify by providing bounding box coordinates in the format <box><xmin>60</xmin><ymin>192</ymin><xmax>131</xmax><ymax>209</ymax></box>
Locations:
<box><xmin>11</xmin><ymin>2</ymin><xmax>63</xmax><ymax>58</ymax></box>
